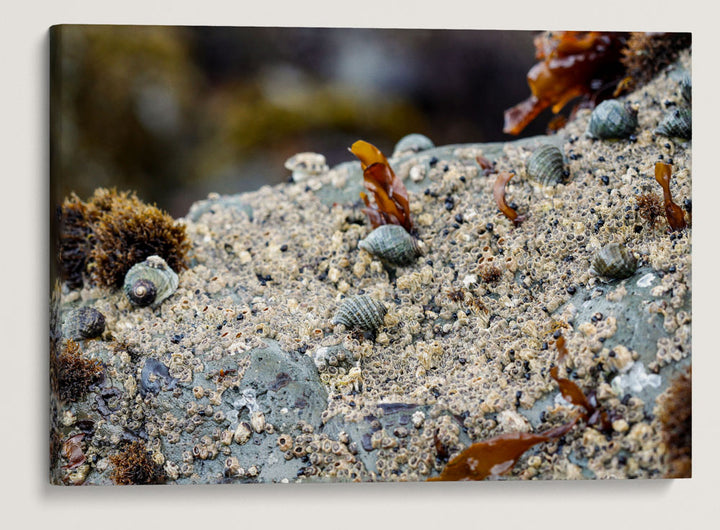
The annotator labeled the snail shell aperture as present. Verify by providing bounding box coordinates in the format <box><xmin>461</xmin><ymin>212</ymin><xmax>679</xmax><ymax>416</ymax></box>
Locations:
<box><xmin>655</xmin><ymin>107</ymin><xmax>691</xmax><ymax>140</ymax></box>
<box><xmin>590</xmin><ymin>243</ymin><xmax>637</xmax><ymax>280</ymax></box>
<box><xmin>331</xmin><ymin>295</ymin><xmax>387</xmax><ymax>333</ymax></box>
<box><xmin>526</xmin><ymin>144</ymin><xmax>568</xmax><ymax>187</ymax></box>
<box><xmin>62</xmin><ymin>307</ymin><xmax>106</xmax><ymax>340</ymax></box>
<box><xmin>392</xmin><ymin>133</ymin><xmax>435</xmax><ymax>158</ymax></box>
<box><xmin>358</xmin><ymin>224</ymin><xmax>425</xmax><ymax>266</ymax></box>
<box><xmin>123</xmin><ymin>255</ymin><xmax>178</xmax><ymax>308</ymax></box>
<box><xmin>586</xmin><ymin>99</ymin><xmax>638</xmax><ymax>139</ymax></box>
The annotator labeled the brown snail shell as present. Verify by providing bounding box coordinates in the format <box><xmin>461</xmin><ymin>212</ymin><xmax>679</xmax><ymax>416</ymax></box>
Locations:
<box><xmin>655</xmin><ymin>107</ymin><xmax>691</xmax><ymax>140</ymax></box>
<box><xmin>586</xmin><ymin>99</ymin><xmax>638</xmax><ymax>139</ymax></box>
<box><xmin>62</xmin><ymin>307</ymin><xmax>106</xmax><ymax>340</ymax></box>
<box><xmin>331</xmin><ymin>295</ymin><xmax>387</xmax><ymax>333</ymax></box>
<box><xmin>526</xmin><ymin>144</ymin><xmax>568</xmax><ymax>187</ymax></box>
<box><xmin>123</xmin><ymin>255</ymin><xmax>178</xmax><ymax>308</ymax></box>
<box><xmin>358</xmin><ymin>225</ymin><xmax>425</xmax><ymax>266</ymax></box>
<box><xmin>590</xmin><ymin>243</ymin><xmax>637</xmax><ymax>280</ymax></box>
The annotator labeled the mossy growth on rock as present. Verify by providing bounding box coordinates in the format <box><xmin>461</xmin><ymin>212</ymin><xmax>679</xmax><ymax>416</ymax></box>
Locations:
<box><xmin>658</xmin><ymin>366</ymin><xmax>691</xmax><ymax>478</ymax></box>
<box><xmin>58</xmin><ymin>188</ymin><xmax>190</xmax><ymax>289</ymax></box>
<box><xmin>109</xmin><ymin>441</ymin><xmax>165</xmax><ymax>485</ymax></box>
<box><xmin>51</xmin><ymin>339</ymin><xmax>104</xmax><ymax>403</ymax></box>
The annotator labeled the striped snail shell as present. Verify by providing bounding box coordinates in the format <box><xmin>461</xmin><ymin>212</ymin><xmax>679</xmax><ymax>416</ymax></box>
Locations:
<box><xmin>680</xmin><ymin>74</ymin><xmax>691</xmax><ymax>105</ymax></box>
<box><xmin>358</xmin><ymin>225</ymin><xmax>425</xmax><ymax>266</ymax></box>
<box><xmin>590</xmin><ymin>243</ymin><xmax>637</xmax><ymax>280</ymax></box>
<box><xmin>62</xmin><ymin>307</ymin><xmax>106</xmax><ymax>340</ymax></box>
<box><xmin>586</xmin><ymin>99</ymin><xmax>638</xmax><ymax>139</ymax></box>
<box><xmin>123</xmin><ymin>255</ymin><xmax>178</xmax><ymax>308</ymax></box>
<box><xmin>526</xmin><ymin>144</ymin><xmax>568</xmax><ymax>187</ymax></box>
<box><xmin>655</xmin><ymin>107</ymin><xmax>691</xmax><ymax>140</ymax></box>
<box><xmin>392</xmin><ymin>133</ymin><xmax>435</xmax><ymax>158</ymax></box>
<box><xmin>331</xmin><ymin>295</ymin><xmax>387</xmax><ymax>333</ymax></box>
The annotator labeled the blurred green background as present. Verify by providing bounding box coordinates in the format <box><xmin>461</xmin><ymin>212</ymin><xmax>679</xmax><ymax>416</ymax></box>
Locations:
<box><xmin>50</xmin><ymin>25</ymin><xmax>543</xmax><ymax>218</ymax></box>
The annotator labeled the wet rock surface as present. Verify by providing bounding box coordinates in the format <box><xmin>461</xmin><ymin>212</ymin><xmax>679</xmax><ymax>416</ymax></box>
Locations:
<box><xmin>50</xmin><ymin>51</ymin><xmax>691</xmax><ymax>484</ymax></box>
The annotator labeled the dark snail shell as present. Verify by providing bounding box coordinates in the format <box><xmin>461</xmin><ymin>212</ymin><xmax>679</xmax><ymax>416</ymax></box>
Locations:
<box><xmin>590</xmin><ymin>243</ymin><xmax>637</xmax><ymax>280</ymax></box>
<box><xmin>127</xmin><ymin>279</ymin><xmax>157</xmax><ymax>307</ymax></box>
<box><xmin>123</xmin><ymin>255</ymin><xmax>178</xmax><ymax>308</ymax></box>
<box><xmin>331</xmin><ymin>295</ymin><xmax>387</xmax><ymax>333</ymax></box>
<box><xmin>392</xmin><ymin>133</ymin><xmax>434</xmax><ymax>158</ymax></box>
<box><xmin>655</xmin><ymin>107</ymin><xmax>691</xmax><ymax>140</ymax></box>
<box><xmin>526</xmin><ymin>144</ymin><xmax>568</xmax><ymax>186</ymax></box>
<box><xmin>358</xmin><ymin>225</ymin><xmax>425</xmax><ymax>266</ymax></box>
<box><xmin>62</xmin><ymin>307</ymin><xmax>106</xmax><ymax>340</ymax></box>
<box><xmin>586</xmin><ymin>99</ymin><xmax>638</xmax><ymax>139</ymax></box>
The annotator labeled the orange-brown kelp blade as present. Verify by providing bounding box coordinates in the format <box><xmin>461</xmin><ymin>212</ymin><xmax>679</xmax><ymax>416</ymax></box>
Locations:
<box><xmin>350</xmin><ymin>140</ymin><xmax>390</xmax><ymax>171</ymax></box>
<box><xmin>429</xmin><ymin>418</ymin><xmax>579</xmax><ymax>481</ymax></box>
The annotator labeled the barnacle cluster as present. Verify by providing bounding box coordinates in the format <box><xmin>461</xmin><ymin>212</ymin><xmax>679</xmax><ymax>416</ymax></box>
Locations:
<box><xmin>58</xmin><ymin>188</ymin><xmax>190</xmax><ymax>289</ymax></box>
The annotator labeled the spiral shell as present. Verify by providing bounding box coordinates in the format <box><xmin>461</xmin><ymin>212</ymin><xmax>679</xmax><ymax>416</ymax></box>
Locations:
<box><xmin>62</xmin><ymin>307</ymin><xmax>106</xmax><ymax>340</ymax></box>
<box><xmin>586</xmin><ymin>99</ymin><xmax>638</xmax><ymax>139</ymax></box>
<box><xmin>123</xmin><ymin>255</ymin><xmax>178</xmax><ymax>308</ymax></box>
<box><xmin>655</xmin><ymin>107</ymin><xmax>691</xmax><ymax>140</ymax></box>
<box><xmin>680</xmin><ymin>74</ymin><xmax>691</xmax><ymax>105</ymax></box>
<box><xmin>526</xmin><ymin>144</ymin><xmax>568</xmax><ymax>186</ymax></box>
<box><xmin>590</xmin><ymin>243</ymin><xmax>637</xmax><ymax>280</ymax></box>
<box><xmin>331</xmin><ymin>295</ymin><xmax>387</xmax><ymax>333</ymax></box>
<box><xmin>392</xmin><ymin>133</ymin><xmax>435</xmax><ymax>157</ymax></box>
<box><xmin>358</xmin><ymin>225</ymin><xmax>425</xmax><ymax>266</ymax></box>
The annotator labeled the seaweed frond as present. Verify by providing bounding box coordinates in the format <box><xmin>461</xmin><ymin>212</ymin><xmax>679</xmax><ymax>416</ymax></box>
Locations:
<box><xmin>51</xmin><ymin>339</ymin><xmax>104</xmax><ymax>403</ymax></box>
<box><xmin>109</xmin><ymin>441</ymin><xmax>165</xmax><ymax>485</ymax></box>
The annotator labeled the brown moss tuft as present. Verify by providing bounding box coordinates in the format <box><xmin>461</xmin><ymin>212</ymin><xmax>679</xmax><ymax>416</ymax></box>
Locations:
<box><xmin>658</xmin><ymin>366</ymin><xmax>691</xmax><ymax>478</ymax></box>
<box><xmin>51</xmin><ymin>339</ymin><xmax>104</xmax><ymax>402</ymax></box>
<box><xmin>58</xmin><ymin>188</ymin><xmax>190</xmax><ymax>289</ymax></box>
<box><xmin>109</xmin><ymin>441</ymin><xmax>165</xmax><ymax>485</ymax></box>
<box><xmin>619</xmin><ymin>33</ymin><xmax>691</xmax><ymax>94</ymax></box>
<box><xmin>636</xmin><ymin>193</ymin><xmax>664</xmax><ymax>228</ymax></box>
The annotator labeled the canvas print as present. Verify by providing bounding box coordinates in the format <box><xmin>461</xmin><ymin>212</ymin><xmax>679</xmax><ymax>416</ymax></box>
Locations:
<box><xmin>49</xmin><ymin>26</ymin><xmax>691</xmax><ymax>485</ymax></box>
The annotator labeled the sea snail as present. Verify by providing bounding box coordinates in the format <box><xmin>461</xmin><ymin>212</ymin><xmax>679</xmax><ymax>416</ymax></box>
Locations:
<box><xmin>62</xmin><ymin>307</ymin><xmax>106</xmax><ymax>340</ymax></box>
<box><xmin>526</xmin><ymin>144</ymin><xmax>568</xmax><ymax>187</ymax></box>
<box><xmin>586</xmin><ymin>99</ymin><xmax>638</xmax><ymax>140</ymax></box>
<box><xmin>331</xmin><ymin>295</ymin><xmax>387</xmax><ymax>333</ymax></box>
<box><xmin>123</xmin><ymin>255</ymin><xmax>179</xmax><ymax>308</ymax></box>
<box><xmin>589</xmin><ymin>243</ymin><xmax>637</xmax><ymax>280</ymax></box>
<box><xmin>358</xmin><ymin>224</ymin><xmax>426</xmax><ymax>266</ymax></box>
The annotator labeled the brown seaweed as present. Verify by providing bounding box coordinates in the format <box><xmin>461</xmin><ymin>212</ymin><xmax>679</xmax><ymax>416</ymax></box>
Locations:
<box><xmin>654</xmin><ymin>162</ymin><xmax>687</xmax><ymax>231</ymax></box>
<box><xmin>51</xmin><ymin>339</ymin><xmax>104</xmax><ymax>403</ymax></box>
<box><xmin>658</xmin><ymin>366</ymin><xmax>691</xmax><ymax>478</ymax></box>
<box><xmin>503</xmin><ymin>31</ymin><xmax>627</xmax><ymax>135</ymax></box>
<box><xmin>109</xmin><ymin>441</ymin><xmax>166</xmax><ymax>485</ymax></box>
<box><xmin>429</xmin><ymin>416</ymin><xmax>579</xmax><ymax>481</ymax></box>
<box><xmin>550</xmin><ymin>366</ymin><xmax>611</xmax><ymax>433</ymax></box>
<box><xmin>350</xmin><ymin>140</ymin><xmax>413</xmax><ymax>232</ymax></box>
<box><xmin>493</xmin><ymin>171</ymin><xmax>525</xmax><ymax>226</ymax></box>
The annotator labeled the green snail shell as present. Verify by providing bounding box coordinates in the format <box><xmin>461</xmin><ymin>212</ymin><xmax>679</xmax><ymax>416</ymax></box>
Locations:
<box><xmin>526</xmin><ymin>144</ymin><xmax>568</xmax><ymax>186</ymax></box>
<box><xmin>590</xmin><ymin>243</ymin><xmax>637</xmax><ymax>280</ymax></box>
<box><xmin>392</xmin><ymin>133</ymin><xmax>435</xmax><ymax>158</ymax></box>
<box><xmin>358</xmin><ymin>224</ymin><xmax>425</xmax><ymax>266</ymax></box>
<box><xmin>62</xmin><ymin>307</ymin><xmax>106</xmax><ymax>340</ymax></box>
<box><xmin>655</xmin><ymin>107</ymin><xmax>691</xmax><ymax>140</ymax></box>
<box><xmin>331</xmin><ymin>295</ymin><xmax>387</xmax><ymax>333</ymax></box>
<box><xmin>123</xmin><ymin>255</ymin><xmax>178</xmax><ymax>308</ymax></box>
<box><xmin>586</xmin><ymin>99</ymin><xmax>638</xmax><ymax>139</ymax></box>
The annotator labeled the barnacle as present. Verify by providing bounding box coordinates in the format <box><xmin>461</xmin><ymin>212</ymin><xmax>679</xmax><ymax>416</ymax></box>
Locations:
<box><xmin>51</xmin><ymin>339</ymin><xmax>104</xmax><ymax>402</ymax></box>
<box><xmin>493</xmin><ymin>171</ymin><xmax>525</xmax><ymax>226</ymax></box>
<box><xmin>657</xmin><ymin>366</ymin><xmax>691</xmax><ymax>478</ymax></box>
<box><xmin>349</xmin><ymin>140</ymin><xmax>413</xmax><ymax>232</ymax></box>
<box><xmin>57</xmin><ymin>188</ymin><xmax>190</xmax><ymax>289</ymax></box>
<box><xmin>503</xmin><ymin>31</ymin><xmax>627</xmax><ymax>135</ymax></box>
<box><xmin>654</xmin><ymin>162</ymin><xmax>687</xmax><ymax>231</ymax></box>
<box><xmin>109</xmin><ymin>441</ymin><xmax>165</xmax><ymax>485</ymax></box>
